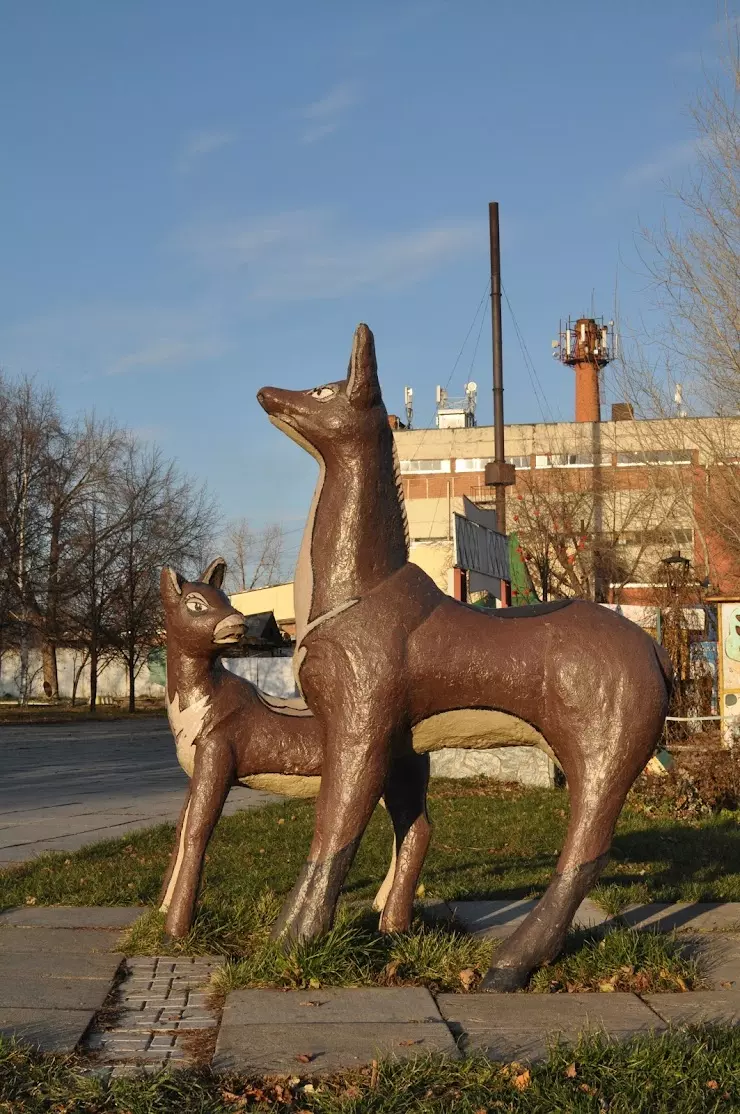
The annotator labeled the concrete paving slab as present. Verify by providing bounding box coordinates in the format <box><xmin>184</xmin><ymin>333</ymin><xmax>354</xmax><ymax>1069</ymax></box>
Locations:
<box><xmin>0</xmin><ymin>1007</ymin><xmax>96</xmax><ymax>1053</ymax></box>
<box><xmin>645</xmin><ymin>991</ymin><xmax>740</xmax><ymax>1026</ymax></box>
<box><xmin>450</xmin><ymin>900</ymin><xmax>538</xmax><ymax>937</ymax></box>
<box><xmin>450</xmin><ymin>898</ymin><xmax>611</xmax><ymax>939</ymax></box>
<box><xmin>619</xmin><ymin>903</ymin><xmax>740</xmax><ymax>933</ymax></box>
<box><xmin>0</xmin><ymin>974</ymin><xmax>114</xmax><ymax>1009</ymax></box>
<box><xmin>214</xmin><ymin>1021</ymin><xmax>459</xmax><ymax>1075</ymax></box>
<box><xmin>678</xmin><ymin>933</ymin><xmax>740</xmax><ymax>989</ymax></box>
<box><xmin>221</xmin><ymin>987</ymin><xmax>442</xmax><ymax>1025</ymax></box>
<box><xmin>436</xmin><ymin>992</ymin><xmax>664</xmax><ymax>1062</ymax></box>
<box><xmin>0</xmin><ymin>905</ymin><xmax>144</xmax><ymax>929</ymax></box>
<box><xmin>0</xmin><ymin>952</ymin><xmax>123</xmax><ymax>982</ymax></box>
<box><xmin>0</xmin><ymin>926</ymin><xmax>123</xmax><ymax>953</ymax></box>
<box><xmin>573</xmin><ymin>899</ymin><xmax>612</xmax><ymax>929</ymax></box>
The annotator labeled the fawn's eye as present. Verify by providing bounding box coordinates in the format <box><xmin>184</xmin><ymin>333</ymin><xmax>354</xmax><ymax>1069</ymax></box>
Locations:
<box><xmin>311</xmin><ymin>386</ymin><xmax>336</xmax><ymax>401</ymax></box>
<box><xmin>185</xmin><ymin>595</ymin><xmax>209</xmax><ymax>613</ymax></box>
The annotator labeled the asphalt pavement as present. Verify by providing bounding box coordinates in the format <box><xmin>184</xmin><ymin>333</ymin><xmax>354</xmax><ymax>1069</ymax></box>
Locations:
<box><xmin>0</xmin><ymin>717</ymin><xmax>276</xmax><ymax>864</ymax></box>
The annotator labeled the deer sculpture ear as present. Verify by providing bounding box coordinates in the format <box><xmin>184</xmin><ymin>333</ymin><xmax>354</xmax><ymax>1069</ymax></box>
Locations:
<box><xmin>346</xmin><ymin>323</ymin><xmax>381</xmax><ymax>409</ymax></box>
<box><xmin>161</xmin><ymin>566</ymin><xmax>184</xmax><ymax>604</ymax></box>
<box><xmin>200</xmin><ymin>556</ymin><xmax>227</xmax><ymax>590</ymax></box>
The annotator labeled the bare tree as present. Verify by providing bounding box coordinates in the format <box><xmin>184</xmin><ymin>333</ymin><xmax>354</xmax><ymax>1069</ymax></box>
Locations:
<box><xmin>613</xmin><ymin>32</ymin><xmax>740</xmax><ymax>588</ymax></box>
<box><xmin>222</xmin><ymin>518</ymin><xmax>285</xmax><ymax>592</ymax></box>
<box><xmin>509</xmin><ymin>455</ymin><xmax>684</xmax><ymax>602</ymax></box>
<box><xmin>109</xmin><ymin>437</ymin><xmax>218</xmax><ymax>712</ymax></box>
<box><xmin>0</xmin><ymin>376</ymin><xmax>61</xmax><ymax>701</ymax></box>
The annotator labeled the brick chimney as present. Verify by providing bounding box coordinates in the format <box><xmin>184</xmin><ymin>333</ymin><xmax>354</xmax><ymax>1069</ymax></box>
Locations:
<box><xmin>556</xmin><ymin>316</ymin><xmax>613</xmax><ymax>423</ymax></box>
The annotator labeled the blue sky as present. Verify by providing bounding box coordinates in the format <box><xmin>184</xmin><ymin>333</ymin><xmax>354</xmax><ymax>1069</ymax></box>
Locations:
<box><xmin>0</xmin><ymin>0</ymin><xmax>729</xmax><ymax>565</ymax></box>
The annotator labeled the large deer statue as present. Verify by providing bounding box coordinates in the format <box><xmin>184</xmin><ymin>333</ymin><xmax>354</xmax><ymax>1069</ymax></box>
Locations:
<box><xmin>257</xmin><ymin>323</ymin><xmax>673</xmax><ymax>990</ymax></box>
<box><xmin>159</xmin><ymin>557</ymin><xmax>430</xmax><ymax>939</ymax></box>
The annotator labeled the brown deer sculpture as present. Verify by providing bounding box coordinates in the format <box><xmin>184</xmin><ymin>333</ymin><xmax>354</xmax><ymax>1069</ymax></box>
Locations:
<box><xmin>159</xmin><ymin>557</ymin><xmax>431</xmax><ymax>939</ymax></box>
<box><xmin>257</xmin><ymin>323</ymin><xmax>673</xmax><ymax>990</ymax></box>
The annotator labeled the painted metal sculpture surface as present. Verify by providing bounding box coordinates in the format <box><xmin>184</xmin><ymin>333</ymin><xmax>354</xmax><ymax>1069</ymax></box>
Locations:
<box><xmin>159</xmin><ymin>558</ymin><xmax>430</xmax><ymax>939</ymax></box>
<box><xmin>257</xmin><ymin>323</ymin><xmax>673</xmax><ymax>990</ymax></box>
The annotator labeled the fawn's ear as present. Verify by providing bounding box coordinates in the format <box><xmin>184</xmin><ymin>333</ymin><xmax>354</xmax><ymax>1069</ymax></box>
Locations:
<box><xmin>346</xmin><ymin>323</ymin><xmax>381</xmax><ymax>409</ymax></box>
<box><xmin>200</xmin><ymin>556</ymin><xmax>227</xmax><ymax>590</ymax></box>
<box><xmin>161</xmin><ymin>566</ymin><xmax>184</xmax><ymax>604</ymax></box>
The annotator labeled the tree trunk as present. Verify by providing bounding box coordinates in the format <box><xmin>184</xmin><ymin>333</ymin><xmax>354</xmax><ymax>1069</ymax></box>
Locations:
<box><xmin>42</xmin><ymin>640</ymin><xmax>59</xmax><ymax>700</ymax></box>
<box><xmin>128</xmin><ymin>656</ymin><xmax>136</xmax><ymax>714</ymax></box>
<box><xmin>89</xmin><ymin>642</ymin><xmax>98</xmax><ymax>714</ymax></box>
<box><xmin>71</xmin><ymin>653</ymin><xmax>88</xmax><ymax>706</ymax></box>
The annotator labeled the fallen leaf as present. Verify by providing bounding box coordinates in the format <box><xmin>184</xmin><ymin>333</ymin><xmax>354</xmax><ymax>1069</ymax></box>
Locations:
<box><xmin>579</xmin><ymin>1083</ymin><xmax>597</xmax><ymax>1095</ymax></box>
<box><xmin>512</xmin><ymin>1069</ymin><xmax>531</xmax><ymax>1091</ymax></box>
<box><xmin>308</xmin><ymin>977</ymin><xmax>321</xmax><ymax>989</ymax></box>
<box><xmin>416</xmin><ymin>883</ymin><xmax>426</xmax><ymax>897</ymax></box>
<box><xmin>707</xmin><ymin>1080</ymin><xmax>719</xmax><ymax>1090</ymax></box>
<box><xmin>459</xmin><ymin>967</ymin><xmax>477</xmax><ymax>990</ymax></box>
<box><xmin>565</xmin><ymin>1062</ymin><xmax>578</xmax><ymax>1078</ymax></box>
<box><xmin>299</xmin><ymin>1000</ymin><xmax>324</xmax><ymax>1008</ymax></box>
<box><xmin>24</xmin><ymin>896</ymin><xmax>36</xmax><ymax>906</ymax></box>
<box><xmin>398</xmin><ymin>1039</ymin><xmax>422</xmax><ymax>1046</ymax></box>
<box><xmin>277</xmin><ymin>818</ymin><xmax>285</xmax><ymax>825</ymax></box>
<box><xmin>295</xmin><ymin>1053</ymin><xmax>315</xmax><ymax>1064</ymax></box>
<box><xmin>302</xmin><ymin>1083</ymin><xmax>315</xmax><ymax>1093</ymax></box>
<box><xmin>383</xmin><ymin>960</ymin><xmax>400</xmax><ymax>980</ymax></box>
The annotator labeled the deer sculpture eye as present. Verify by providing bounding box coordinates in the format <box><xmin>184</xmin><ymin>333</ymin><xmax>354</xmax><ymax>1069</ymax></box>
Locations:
<box><xmin>311</xmin><ymin>386</ymin><xmax>336</xmax><ymax>401</ymax></box>
<box><xmin>185</xmin><ymin>595</ymin><xmax>209</xmax><ymax>614</ymax></box>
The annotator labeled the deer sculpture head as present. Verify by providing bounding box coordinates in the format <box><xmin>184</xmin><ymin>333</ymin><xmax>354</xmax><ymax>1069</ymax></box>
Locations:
<box><xmin>160</xmin><ymin>557</ymin><xmax>245</xmax><ymax>661</ymax></box>
<box><xmin>257</xmin><ymin>323</ymin><xmax>388</xmax><ymax>460</ymax></box>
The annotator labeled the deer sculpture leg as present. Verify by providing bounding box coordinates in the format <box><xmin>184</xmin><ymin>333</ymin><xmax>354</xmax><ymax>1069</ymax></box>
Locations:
<box><xmin>376</xmin><ymin>748</ymin><xmax>431</xmax><ymax>933</ymax></box>
<box><xmin>273</xmin><ymin>644</ymin><xmax>407</xmax><ymax>942</ymax></box>
<box><xmin>272</xmin><ymin>731</ymin><xmax>392</xmax><ymax>941</ymax></box>
<box><xmin>480</xmin><ymin>728</ymin><xmax>657</xmax><ymax>991</ymax></box>
<box><xmin>160</xmin><ymin>743</ymin><xmax>234</xmax><ymax>939</ymax></box>
<box><xmin>158</xmin><ymin>786</ymin><xmax>192</xmax><ymax>910</ymax></box>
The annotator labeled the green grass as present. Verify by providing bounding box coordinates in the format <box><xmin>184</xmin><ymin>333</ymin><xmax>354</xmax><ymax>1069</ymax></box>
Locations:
<box><xmin>3</xmin><ymin>1029</ymin><xmax>740</xmax><ymax>1112</ymax></box>
<box><xmin>528</xmin><ymin>927</ymin><xmax>703</xmax><ymax>994</ymax></box>
<box><xmin>3</xmin><ymin>783</ymin><xmax>739</xmax><ymax>912</ymax></box>
<box><xmin>120</xmin><ymin>894</ymin><xmax>704</xmax><ymax>996</ymax></box>
<box><xmin>0</xmin><ymin>783</ymin><xmax>731</xmax><ymax>993</ymax></box>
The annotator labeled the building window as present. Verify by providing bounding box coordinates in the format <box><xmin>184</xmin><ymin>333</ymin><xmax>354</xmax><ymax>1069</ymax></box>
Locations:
<box><xmin>455</xmin><ymin>456</ymin><xmax>530</xmax><ymax>472</ymax></box>
<box><xmin>399</xmin><ymin>459</ymin><xmax>451</xmax><ymax>474</ymax></box>
<box><xmin>535</xmin><ymin>452</ymin><xmax>611</xmax><ymax>468</ymax></box>
<box><xmin>616</xmin><ymin>528</ymin><xmax>694</xmax><ymax>546</ymax></box>
<box><xmin>616</xmin><ymin>450</ymin><xmax>693</xmax><ymax>467</ymax></box>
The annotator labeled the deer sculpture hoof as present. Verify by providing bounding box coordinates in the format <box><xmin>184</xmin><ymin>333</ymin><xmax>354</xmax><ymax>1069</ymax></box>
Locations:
<box><xmin>479</xmin><ymin>964</ymin><xmax>531</xmax><ymax>992</ymax></box>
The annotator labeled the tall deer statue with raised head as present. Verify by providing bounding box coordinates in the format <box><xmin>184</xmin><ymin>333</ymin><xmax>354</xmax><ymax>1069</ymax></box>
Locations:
<box><xmin>159</xmin><ymin>557</ymin><xmax>431</xmax><ymax>939</ymax></box>
<box><xmin>257</xmin><ymin>324</ymin><xmax>673</xmax><ymax>990</ymax></box>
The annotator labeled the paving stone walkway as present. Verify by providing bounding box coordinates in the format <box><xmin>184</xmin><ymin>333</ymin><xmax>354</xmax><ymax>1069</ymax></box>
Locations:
<box><xmin>85</xmin><ymin>956</ymin><xmax>223</xmax><ymax>1077</ymax></box>
<box><xmin>0</xmin><ymin>906</ymin><xmax>140</xmax><ymax>1053</ymax></box>
<box><xmin>3</xmin><ymin>902</ymin><xmax>740</xmax><ymax>1075</ymax></box>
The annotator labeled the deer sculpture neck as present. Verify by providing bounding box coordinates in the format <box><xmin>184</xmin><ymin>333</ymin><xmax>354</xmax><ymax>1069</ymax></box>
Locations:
<box><xmin>299</xmin><ymin>429</ymin><xmax>408</xmax><ymax>643</ymax></box>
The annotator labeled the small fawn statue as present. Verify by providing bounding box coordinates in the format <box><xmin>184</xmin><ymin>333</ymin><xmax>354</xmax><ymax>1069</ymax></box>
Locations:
<box><xmin>258</xmin><ymin>323</ymin><xmax>673</xmax><ymax>989</ymax></box>
<box><xmin>159</xmin><ymin>557</ymin><xmax>430</xmax><ymax>939</ymax></box>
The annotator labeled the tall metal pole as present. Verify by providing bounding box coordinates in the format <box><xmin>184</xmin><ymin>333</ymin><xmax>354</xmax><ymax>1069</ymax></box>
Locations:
<box><xmin>489</xmin><ymin>202</ymin><xmax>506</xmax><ymax>531</ymax></box>
<box><xmin>483</xmin><ymin>202</ymin><xmax>515</xmax><ymax>606</ymax></box>
<box><xmin>484</xmin><ymin>202</ymin><xmax>515</xmax><ymax>533</ymax></box>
